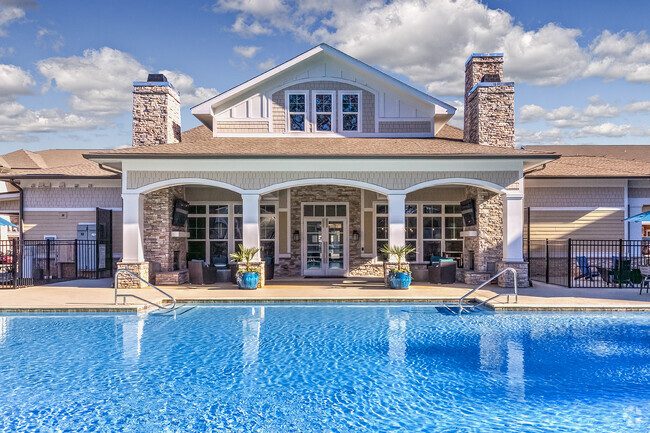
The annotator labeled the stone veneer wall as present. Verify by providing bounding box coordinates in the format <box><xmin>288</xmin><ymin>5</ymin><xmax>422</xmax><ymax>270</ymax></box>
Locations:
<box><xmin>132</xmin><ymin>83</ymin><xmax>181</xmax><ymax>146</ymax></box>
<box><xmin>275</xmin><ymin>185</ymin><xmax>377</xmax><ymax>277</ymax></box>
<box><xmin>143</xmin><ymin>186</ymin><xmax>187</xmax><ymax>272</ymax></box>
<box><xmin>462</xmin><ymin>187</ymin><xmax>504</xmax><ymax>274</ymax></box>
<box><xmin>271</xmin><ymin>81</ymin><xmax>375</xmax><ymax>133</ymax></box>
<box><xmin>464</xmin><ymin>85</ymin><xmax>515</xmax><ymax>148</ymax></box>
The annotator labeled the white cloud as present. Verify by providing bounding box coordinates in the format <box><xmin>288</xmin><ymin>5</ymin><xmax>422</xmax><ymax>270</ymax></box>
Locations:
<box><xmin>214</xmin><ymin>0</ymin><xmax>589</xmax><ymax>96</ymax></box>
<box><xmin>37</xmin><ymin>47</ymin><xmax>147</xmax><ymax>115</ymax></box>
<box><xmin>233</xmin><ymin>45</ymin><xmax>260</xmax><ymax>58</ymax></box>
<box><xmin>517</xmin><ymin>128</ymin><xmax>568</xmax><ymax>145</ymax></box>
<box><xmin>0</xmin><ymin>6</ymin><xmax>24</xmax><ymax>36</ymax></box>
<box><xmin>36</xmin><ymin>27</ymin><xmax>64</xmax><ymax>52</ymax></box>
<box><xmin>257</xmin><ymin>58</ymin><xmax>276</xmax><ymax>71</ymax></box>
<box><xmin>518</xmin><ymin>104</ymin><xmax>547</xmax><ymax>123</ymax></box>
<box><xmin>158</xmin><ymin>70</ymin><xmax>217</xmax><ymax>107</ymax></box>
<box><xmin>0</xmin><ymin>101</ymin><xmax>106</xmax><ymax>142</ymax></box>
<box><xmin>230</xmin><ymin>15</ymin><xmax>272</xmax><ymax>36</ymax></box>
<box><xmin>0</xmin><ymin>63</ymin><xmax>34</xmax><ymax>100</ymax></box>
<box><xmin>584</xmin><ymin>30</ymin><xmax>650</xmax><ymax>83</ymax></box>
<box><xmin>214</xmin><ymin>0</ymin><xmax>283</xmax><ymax>16</ymax></box>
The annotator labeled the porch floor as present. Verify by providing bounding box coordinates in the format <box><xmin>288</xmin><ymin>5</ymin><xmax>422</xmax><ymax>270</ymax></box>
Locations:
<box><xmin>3</xmin><ymin>277</ymin><xmax>650</xmax><ymax>312</ymax></box>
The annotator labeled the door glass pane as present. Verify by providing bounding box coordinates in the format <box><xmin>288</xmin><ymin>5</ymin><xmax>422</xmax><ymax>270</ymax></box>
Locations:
<box><xmin>260</xmin><ymin>205</ymin><xmax>275</xmax><ymax>215</ymax></box>
<box><xmin>314</xmin><ymin>205</ymin><xmax>325</xmax><ymax>217</ymax></box>
<box><xmin>328</xmin><ymin>221</ymin><xmax>344</xmax><ymax>270</ymax></box>
<box><xmin>304</xmin><ymin>205</ymin><xmax>313</xmax><ymax>216</ymax></box>
<box><xmin>234</xmin><ymin>217</ymin><xmax>243</xmax><ymax>240</ymax></box>
<box><xmin>306</xmin><ymin>221</ymin><xmax>322</xmax><ymax>269</ymax></box>
<box><xmin>337</xmin><ymin>205</ymin><xmax>346</xmax><ymax>216</ymax></box>
<box><xmin>326</xmin><ymin>205</ymin><xmax>336</xmax><ymax>216</ymax></box>
<box><xmin>261</xmin><ymin>241</ymin><xmax>275</xmax><ymax>260</ymax></box>
<box><xmin>260</xmin><ymin>216</ymin><xmax>276</xmax><ymax>239</ymax></box>
<box><xmin>376</xmin><ymin>216</ymin><xmax>388</xmax><ymax>240</ymax></box>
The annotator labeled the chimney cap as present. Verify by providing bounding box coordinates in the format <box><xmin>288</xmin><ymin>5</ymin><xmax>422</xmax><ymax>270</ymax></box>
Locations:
<box><xmin>147</xmin><ymin>73</ymin><xmax>168</xmax><ymax>82</ymax></box>
<box><xmin>465</xmin><ymin>53</ymin><xmax>503</xmax><ymax>65</ymax></box>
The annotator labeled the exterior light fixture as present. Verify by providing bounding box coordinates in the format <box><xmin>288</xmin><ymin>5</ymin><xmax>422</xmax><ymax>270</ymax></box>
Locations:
<box><xmin>293</xmin><ymin>230</ymin><xmax>300</xmax><ymax>242</ymax></box>
<box><xmin>352</xmin><ymin>230</ymin><xmax>360</xmax><ymax>241</ymax></box>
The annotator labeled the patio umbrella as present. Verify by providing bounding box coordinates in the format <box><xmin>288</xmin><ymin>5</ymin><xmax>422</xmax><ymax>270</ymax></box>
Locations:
<box><xmin>0</xmin><ymin>217</ymin><xmax>17</xmax><ymax>228</ymax></box>
<box><xmin>625</xmin><ymin>210</ymin><xmax>650</xmax><ymax>223</ymax></box>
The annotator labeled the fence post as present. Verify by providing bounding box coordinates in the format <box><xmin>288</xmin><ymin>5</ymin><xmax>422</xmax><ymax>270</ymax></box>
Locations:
<box><xmin>74</xmin><ymin>239</ymin><xmax>78</xmax><ymax>279</ymax></box>
<box><xmin>11</xmin><ymin>238</ymin><xmax>17</xmax><ymax>289</ymax></box>
<box><xmin>46</xmin><ymin>238</ymin><xmax>51</xmax><ymax>280</ymax></box>
<box><xmin>545</xmin><ymin>239</ymin><xmax>549</xmax><ymax>284</ymax></box>
<box><xmin>619</xmin><ymin>238</ymin><xmax>623</xmax><ymax>289</ymax></box>
<box><xmin>567</xmin><ymin>238</ymin><xmax>572</xmax><ymax>288</ymax></box>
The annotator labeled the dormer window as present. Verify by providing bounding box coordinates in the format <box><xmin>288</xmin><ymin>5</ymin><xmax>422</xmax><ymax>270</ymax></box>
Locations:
<box><xmin>313</xmin><ymin>92</ymin><xmax>335</xmax><ymax>132</ymax></box>
<box><xmin>287</xmin><ymin>92</ymin><xmax>307</xmax><ymax>132</ymax></box>
<box><xmin>340</xmin><ymin>92</ymin><xmax>361</xmax><ymax>132</ymax></box>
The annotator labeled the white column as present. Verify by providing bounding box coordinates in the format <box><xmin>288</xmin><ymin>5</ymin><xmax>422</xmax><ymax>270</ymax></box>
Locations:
<box><xmin>122</xmin><ymin>193</ymin><xmax>145</xmax><ymax>263</ymax></box>
<box><xmin>503</xmin><ymin>193</ymin><xmax>524</xmax><ymax>262</ymax></box>
<box><xmin>388</xmin><ymin>194</ymin><xmax>406</xmax><ymax>248</ymax></box>
<box><xmin>242</xmin><ymin>194</ymin><xmax>260</xmax><ymax>258</ymax></box>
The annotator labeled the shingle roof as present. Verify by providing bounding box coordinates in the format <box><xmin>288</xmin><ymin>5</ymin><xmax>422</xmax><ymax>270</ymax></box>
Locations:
<box><xmin>526</xmin><ymin>145</ymin><xmax>650</xmax><ymax>178</ymax></box>
<box><xmin>85</xmin><ymin>124</ymin><xmax>553</xmax><ymax>159</ymax></box>
<box><xmin>0</xmin><ymin>148</ymin><xmax>120</xmax><ymax>179</ymax></box>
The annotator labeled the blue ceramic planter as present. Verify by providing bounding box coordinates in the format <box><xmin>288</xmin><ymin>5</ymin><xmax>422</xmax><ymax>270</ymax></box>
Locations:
<box><xmin>238</xmin><ymin>271</ymin><xmax>260</xmax><ymax>290</ymax></box>
<box><xmin>389</xmin><ymin>271</ymin><xmax>412</xmax><ymax>289</ymax></box>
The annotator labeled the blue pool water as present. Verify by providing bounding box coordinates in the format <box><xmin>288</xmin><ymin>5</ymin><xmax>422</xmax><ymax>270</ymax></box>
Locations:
<box><xmin>1</xmin><ymin>305</ymin><xmax>650</xmax><ymax>432</ymax></box>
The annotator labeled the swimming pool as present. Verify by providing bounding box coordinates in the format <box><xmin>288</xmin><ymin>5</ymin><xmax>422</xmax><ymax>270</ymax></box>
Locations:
<box><xmin>1</xmin><ymin>304</ymin><xmax>649</xmax><ymax>432</ymax></box>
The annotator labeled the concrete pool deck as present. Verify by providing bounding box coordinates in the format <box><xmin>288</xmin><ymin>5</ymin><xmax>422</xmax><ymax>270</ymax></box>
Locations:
<box><xmin>2</xmin><ymin>277</ymin><xmax>650</xmax><ymax>313</ymax></box>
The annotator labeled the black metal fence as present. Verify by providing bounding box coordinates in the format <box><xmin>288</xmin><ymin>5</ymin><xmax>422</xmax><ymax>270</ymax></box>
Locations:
<box><xmin>526</xmin><ymin>239</ymin><xmax>650</xmax><ymax>288</ymax></box>
<box><xmin>0</xmin><ymin>239</ymin><xmax>112</xmax><ymax>289</ymax></box>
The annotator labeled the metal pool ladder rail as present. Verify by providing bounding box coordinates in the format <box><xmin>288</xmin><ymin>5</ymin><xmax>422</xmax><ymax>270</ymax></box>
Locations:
<box><xmin>114</xmin><ymin>269</ymin><xmax>177</xmax><ymax>312</ymax></box>
<box><xmin>452</xmin><ymin>267</ymin><xmax>518</xmax><ymax>315</ymax></box>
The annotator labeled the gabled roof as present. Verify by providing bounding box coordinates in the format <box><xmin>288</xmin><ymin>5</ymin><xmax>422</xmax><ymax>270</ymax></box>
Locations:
<box><xmin>191</xmin><ymin>43</ymin><xmax>456</xmax><ymax>119</ymax></box>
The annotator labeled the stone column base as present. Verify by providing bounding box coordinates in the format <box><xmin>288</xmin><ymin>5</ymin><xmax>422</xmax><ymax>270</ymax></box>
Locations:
<box><xmin>236</xmin><ymin>262</ymin><xmax>266</xmax><ymax>288</ymax></box>
<box><xmin>496</xmin><ymin>261</ymin><xmax>529</xmax><ymax>288</ymax></box>
<box><xmin>116</xmin><ymin>262</ymin><xmax>150</xmax><ymax>289</ymax></box>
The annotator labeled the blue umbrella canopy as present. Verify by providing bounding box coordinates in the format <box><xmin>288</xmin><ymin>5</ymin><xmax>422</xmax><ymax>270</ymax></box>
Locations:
<box><xmin>625</xmin><ymin>210</ymin><xmax>650</xmax><ymax>222</ymax></box>
<box><xmin>0</xmin><ymin>217</ymin><xmax>17</xmax><ymax>228</ymax></box>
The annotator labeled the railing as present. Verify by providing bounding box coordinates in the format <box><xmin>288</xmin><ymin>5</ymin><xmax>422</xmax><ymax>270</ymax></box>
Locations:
<box><xmin>114</xmin><ymin>269</ymin><xmax>176</xmax><ymax>311</ymax></box>
<box><xmin>457</xmin><ymin>267</ymin><xmax>518</xmax><ymax>314</ymax></box>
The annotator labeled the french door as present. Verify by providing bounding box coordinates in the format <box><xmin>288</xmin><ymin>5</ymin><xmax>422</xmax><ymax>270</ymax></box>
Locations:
<box><xmin>303</xmin><ymin>217</ymin><xmax>347</xmax><ymax>277</ymax></box>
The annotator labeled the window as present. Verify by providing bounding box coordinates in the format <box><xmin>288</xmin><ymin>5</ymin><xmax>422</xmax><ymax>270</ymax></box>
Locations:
<box><xmin>313</xmin><ymin>92</ymin><xmax>334</xmax><ymax>132</ymax></box>
<box><xmin>260</xmin><ymin>204</ymin><xmax>276</xmax><ymax>260</ymax></box>
<box><xmin>373</xmin><ymin>201</ymin><xmax>464</xmax><ymax>264</ymax></box>
<box><xmin>340</xmin><ymin>92</ymin><xmax>361</xmax><ymax>132</ymax></box>
<box><xmin>287</xmin><ymin>92</ymin><xmax>307</xmax><ymax>132</ymax></box>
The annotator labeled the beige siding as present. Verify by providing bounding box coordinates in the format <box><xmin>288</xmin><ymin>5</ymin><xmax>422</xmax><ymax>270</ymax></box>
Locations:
<box><xmin>406</xmin><ymin>186</ymin><xmax>466</xmax><ymax>202</ymax></box>
<box><xmin>528</xmin><ymin>210</ymin><xmax>624</xmax><ymax>241</ymax></box>
<box><xmin>0</xmin><ymin>198</ymin><xmax>19</xmax><ymax>211</ymax></box>
<box><xmin>23</xmin><ymin>210</ymin><xmax>123</xmax><ymax>257</ymax></box>
<box><xmin>378</xmin><ymin>121</ymin><xmax>431</xmax><ymax>133</ymax></box>
<box><xmin>185</xmin><ymin>186</ymin><xmax>241</xmax><ymax>201</ymax></box>
<box><xmin>525</xmin><ymin>187</ymin><xmax>625</xmax><ymax>208</ymax></box>
<box><xmin>215</xmin><ymin>121</ymin><xmax>269</xmax><ymax>133</ymax></box>
<box><xmin>24</xmin><ymin>187</ymin><xmax>122</xmax><ymax>208</ymax></box>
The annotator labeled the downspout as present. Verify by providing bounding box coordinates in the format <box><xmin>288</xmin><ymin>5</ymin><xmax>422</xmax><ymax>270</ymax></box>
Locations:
<box><xmin>7</xmin><ymin>179</ymin><xmax>23</xmax><ymax>242</ymax></box>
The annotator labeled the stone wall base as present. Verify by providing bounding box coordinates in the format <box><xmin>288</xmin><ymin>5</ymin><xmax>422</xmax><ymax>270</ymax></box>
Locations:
<box><xmin>155</xmin><ymin>269</ymin><xmax>189</xmax><ymax>285</ymax></box>
<box><xmin>457</xmin><ymin>268</ymin><xmax>493</xmax><ymax>286</ymax></box>
<box><xmin>497</xmin><ymin>261</ymin><xmax>529</xmax><ymax>288</ymax></box>
<box><xmin>116</xmin><ymin>262</ymin><xmax>150</xmax><ymax>289</ymax></box>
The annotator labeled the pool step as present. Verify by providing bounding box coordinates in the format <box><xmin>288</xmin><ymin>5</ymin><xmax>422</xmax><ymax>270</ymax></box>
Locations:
<box><xmin>437</xmin><ymin>305</ymin><xmax>485</xmax><ymax>315</ymax></box>
<box><xmin>149</xmin><ymin>304</ymin><xmax>196</xmax><ymax>316</ymax></box>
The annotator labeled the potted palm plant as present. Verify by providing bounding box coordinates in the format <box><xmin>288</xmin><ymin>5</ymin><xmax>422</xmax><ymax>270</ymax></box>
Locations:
<box><xmin>230</xmin><ymin>245</ymin><xmax>262</xmax><ymax>289</ymax></box>
<box><xmin>380</xmin><ymin>244</ymin><xmax>416</xmax><ymax>289</ymax></box>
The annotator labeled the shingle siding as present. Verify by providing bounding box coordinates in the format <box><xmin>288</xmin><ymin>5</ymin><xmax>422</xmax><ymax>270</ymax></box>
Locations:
<box><xmin>23</xmin><ymin>187</ymin><xmax>122</xmax><ymax>209</ymax></box>
<box><xmin>524</xmin><ymin>187</ymin><xmax>625</xmax><ymax>208</ymax></box>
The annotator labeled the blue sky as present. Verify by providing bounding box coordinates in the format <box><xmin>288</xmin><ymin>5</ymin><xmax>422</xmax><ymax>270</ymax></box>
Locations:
<box><xmin>1</xmin><ymin>0</ymin><xmax>649</xmax><ymax>152</ymax></box>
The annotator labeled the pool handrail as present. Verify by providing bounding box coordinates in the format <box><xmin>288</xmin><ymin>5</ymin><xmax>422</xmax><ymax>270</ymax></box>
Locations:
<box><xmin>457</xmin><ymin>267</ymin><xmax>518</xmax><ymax>314</ymax></box>
<box><xmin>114</xmin><ymin>269</ymin><xmax>177</xmax><ymax>311</ymax></box>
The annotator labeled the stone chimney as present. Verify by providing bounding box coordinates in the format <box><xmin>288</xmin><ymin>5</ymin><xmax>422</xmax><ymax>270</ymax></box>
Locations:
<box><xmin>132</xmin><ymin>74</ymin><xmax>181</xmax><ymax>147</ymax></box>
<box><xmin>463</xmin><ymin>53</ymin><xmax>515</xmax><ymax>148</ymax></box>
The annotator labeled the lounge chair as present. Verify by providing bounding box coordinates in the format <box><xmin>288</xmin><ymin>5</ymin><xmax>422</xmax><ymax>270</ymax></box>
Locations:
<box><xmin>640</xmin><ymin>267</ymin><xmax>650</xmax><ymax>295</ymax></box>
<box><xmin>574</xmin><ymin>256</ymin><xmax>600</xmax><ymax>281</ymax></box>
<box><xmin>609</xmin><ymin>259</ymin><xmax>632</xmax><ymax>287</ymax></box>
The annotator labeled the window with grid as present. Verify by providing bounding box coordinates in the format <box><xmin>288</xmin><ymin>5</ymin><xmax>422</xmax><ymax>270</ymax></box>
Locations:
<box><xmin>405</xmin><ymin>203</ymin><xmax>418</xmax><ymax>262</ymax></box>
<box><xmin>288</xmin><ymin>93</ymin><xmax>306</xmax><ymax>132</ymax></box>
<box><xmin>314</xmin><ymin>92</ymin><xmax>334</xmax><ymax>132</ymax></box>
<box><xmin>260</xmin><ymin>204</ymin><xmax>276</xmax><ymax>260</ymax></box>
<box><xmin>340</xmin><ymin>93</ymin><xmax>360</xmax><ymax>132</ymax></box>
